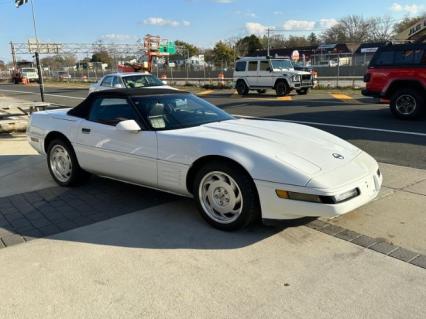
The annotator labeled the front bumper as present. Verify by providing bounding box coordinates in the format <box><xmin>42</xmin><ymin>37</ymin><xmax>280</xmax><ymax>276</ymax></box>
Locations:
<box><xmin>361</xmin><ymin>89</ymin><xmax>381</xmax><ymax>98</ymax></box>
<box><xmin>255</xmin><ymin>168</ymin><xmax>382</xmax><ymax>221</ymax></box>
<box><xmin>292</xmin><ymin>80</ymin><xmax>313</xmax><ymax>90</ymax></box>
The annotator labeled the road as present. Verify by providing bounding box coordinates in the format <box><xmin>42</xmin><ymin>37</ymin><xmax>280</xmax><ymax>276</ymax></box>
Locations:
<box><xmin>1</xmin><ymin>83</ymin><xmax>425</xmax><ymax>169</ymax></box>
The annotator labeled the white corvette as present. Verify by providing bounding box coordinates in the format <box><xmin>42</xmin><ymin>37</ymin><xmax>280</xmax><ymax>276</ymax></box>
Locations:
<box><xmin>27</xmin><ymin>88</ymin><xmax>382</xmax><ymax>230</ymax></box>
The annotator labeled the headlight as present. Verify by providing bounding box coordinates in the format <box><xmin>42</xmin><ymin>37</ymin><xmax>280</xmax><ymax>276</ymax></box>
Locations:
<box><xmin>330</xmin><ymin>188</ymin><xmax>359</xmax><ymax>203</ymax></box>
<box><xmin>292</xmin><ymin>75</ymin><xmax>301</xmax><ymax>82</ymax></box>
<box><xmin>275</xmin><ymin>188</ymin><xmax>360</xmax><ymax>204</ymax></box>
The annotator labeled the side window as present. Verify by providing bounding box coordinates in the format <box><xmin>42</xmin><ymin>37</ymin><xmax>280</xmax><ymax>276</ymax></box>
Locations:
<box><xmin>88</xmin><ymin>98</ymin><xmax>137</xmax><ymax>126</ymax></box>
<box><xmin>248</xmin><ymin>61</ymin><xmax>258</xmax><ymax>71</ymax></box>
<box><xmin>394</xmin><ymin>50</ymin><xmax>415</xmax><ymax>65</ymax></box>
<box><xmin>259</xmin><ymin>61</ymin><xmax>270</xmax><ymax>71</ymax></box>
<box><xmin>235</xmin><ymin>61</ymin><xmax>247</xmax><ymax>72</ymax></box>
<box><xmin>414</xmin><ymin>49</ymin><xmax>425</xmax><ymax>65</ymax></box>
<box><xmin>420</xmin><ymin>50</ymin><xmax>426</xmax><ymax>65</ymax></box>
<box><xmin>101</xmin><ymin>76</ymin><xmax>113</xmax><ymax>87</ymax></box>
<box><xmin>375</xmin><ymin>51</ymin><xmax>394</xmax><ymax>66</ymax></box>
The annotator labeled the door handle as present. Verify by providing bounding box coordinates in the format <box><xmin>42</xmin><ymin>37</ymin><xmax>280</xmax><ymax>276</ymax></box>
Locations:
<box><xmin>82</xmin><ymin>128</ymin><xmax>91</xmax><ymax>134</ymax></box>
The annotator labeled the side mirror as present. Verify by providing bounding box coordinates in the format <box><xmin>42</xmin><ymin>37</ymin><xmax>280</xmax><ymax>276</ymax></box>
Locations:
<box><xmin>116</xmin><ymin>120</ymin><xmax>141</xmax><ymax>133</ymax></box>
<box><xmin>114</xmin><ymin>83</ymin><xmax>123</xmax><ymax>88</ymax></box>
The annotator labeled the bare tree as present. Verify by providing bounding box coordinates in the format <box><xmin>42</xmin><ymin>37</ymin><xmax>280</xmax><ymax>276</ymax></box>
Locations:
<box><xmin>368</xmin><ymin>16</ymin><xmax>395</xmax><ymax>42</ymax></box>
<box><xmin>322</xmin><ymin>15</ymin><xmax>371</xmax><ymax>43</ymax></box>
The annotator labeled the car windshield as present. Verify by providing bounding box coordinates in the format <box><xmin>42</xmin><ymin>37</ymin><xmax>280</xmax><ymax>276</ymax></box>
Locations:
<box><xmin>122</xmin><ymin>75</ymin><xmax>164</xmax><ymax>88</ymax></box>
<box><xmin>271</xmin><ymin>60</ymin><xmax>293</xmax><ymax>70</ymax></box>
<box><xmin>21</xmin><ymin>68</ymin><xmax>36</xmax><ymax>72</ymax></box>
<box><xmin>132</xmin><ymin>94</ymin><xmax>234</xmax><ymax>130</ymax></box>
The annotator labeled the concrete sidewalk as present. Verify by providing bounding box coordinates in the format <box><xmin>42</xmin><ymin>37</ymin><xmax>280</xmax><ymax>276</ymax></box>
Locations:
<box><xmin>327</xmin><ymin>162</ymin><xmax>426</xmax><ymax>255</ymax></box>
<box><xmin>0</xmin><ymin>135</ymin><xmax>425</xmax><ymax>318</ymax></box>
<box><xmin>0</xmin><ymin>200</ymin><xmax>424</xmax><ymax>319</ymax></box>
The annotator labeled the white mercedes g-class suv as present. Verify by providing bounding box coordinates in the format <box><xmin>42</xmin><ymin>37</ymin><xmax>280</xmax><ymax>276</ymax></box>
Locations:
<box><xmin>233</xmin><ymin>57</ymin><xmax>313</xmax><ymax>96</ymax></box>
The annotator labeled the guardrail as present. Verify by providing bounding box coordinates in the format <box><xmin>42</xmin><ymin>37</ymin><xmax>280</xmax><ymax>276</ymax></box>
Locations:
<box><xmin>3</xmin><ymin>75</ymin><xmax>365</xmax><ymax>89</ymax></box>
<box><xmin>165</xmin><ymin>76</ymin><xmax>365</xmax><ymax>89</ymax></box>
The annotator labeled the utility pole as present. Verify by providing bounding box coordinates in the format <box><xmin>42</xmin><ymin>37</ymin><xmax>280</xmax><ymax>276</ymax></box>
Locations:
<box><xmin>186</xmin><ymin>49</ymin><xmax>189</xmax><ymax>80</ymax></box>
<box><xmin>16</xmin><ymin>0</ymin><xmax>45</xmax><ymax>101</ymax></box>
<box><xmin>10</xmin><ymin>42</ymin><xmax>16</xmax><ymax>69</ymax></box>
<box><xmin>267</xmin><ymin>28</ymin><xmax>270</xmax><ymax>57</ymax></box>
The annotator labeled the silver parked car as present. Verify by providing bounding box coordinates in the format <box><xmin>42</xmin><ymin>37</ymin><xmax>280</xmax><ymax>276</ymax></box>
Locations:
<box><xmin>89</xmin><ymin>72</ymin><xmax>174</xmax><ymax>94</ymax></box>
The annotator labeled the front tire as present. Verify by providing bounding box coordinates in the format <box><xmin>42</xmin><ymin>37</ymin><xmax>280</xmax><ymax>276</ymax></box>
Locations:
<box><xmin>296</xmin><ymin>88</ymin><xmax>309</xmax><ymax>95</ymax></box>
<box><xmin>275</xmin><ymin>81</ymin><xmax>289</xmax><ymax>96</ymax></box>
<box><xmin>47</xmin><ymin>139</ymin><xmax>90</xmax><ymax>186</ymax></box>
<box><xmin>194</xmin><ymin>161</ymin><xmax>260</xmax><ymax>231</ymax></box>
<box><xmin>390</xmin><ymin>88</ymin><xmax>425</xmax><ymax>120</ymax></box>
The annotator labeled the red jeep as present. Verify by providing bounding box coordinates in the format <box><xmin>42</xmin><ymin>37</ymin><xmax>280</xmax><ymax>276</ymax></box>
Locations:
<box><xmin>362</xmin><ymin>43</ymin><xmax>426</xmax><ymax>120</ymax></box>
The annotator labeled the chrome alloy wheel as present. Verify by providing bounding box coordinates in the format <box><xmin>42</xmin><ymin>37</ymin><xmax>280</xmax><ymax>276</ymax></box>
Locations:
<box><xmin>395</xmin><ymin>94</ymin><xmax>416</xmax><ymax>115</ymax></box>
<box><xmin>49</xmin><ymin>145</ymin><xmax>72</xmax><ymax>183</ymax></box>
<box><xmin>198</xmin><ymin>171</ymin><xmax>243</xmax><ymax>224</ymax></box>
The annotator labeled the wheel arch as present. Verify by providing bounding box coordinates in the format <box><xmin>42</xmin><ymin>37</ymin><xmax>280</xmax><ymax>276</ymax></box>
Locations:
<box><xmin>273</xmin><ymin>78</ymin><xmax>289</xmax><ymax>89</ymax></box>
<box><xmin>235</xmin><ymin>78</ymin><xmax>249</xmax><ymax>88</ymax></box>
<box><xmin>385</xmin><ymin>80</ymin><xmax>426</xmax><ymax>99</ymax></box>
<box><xmin>44</xmin><ymin>131</ymin><xmax>73</xmax><ymax>153</ymax></box>
<box><xmin>186</xmin><ymin>155</ymin><xmax>258</xmax><ymax>197</ymax></box>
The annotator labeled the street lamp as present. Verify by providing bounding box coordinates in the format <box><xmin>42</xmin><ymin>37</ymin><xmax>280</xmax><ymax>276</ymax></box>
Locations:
<box><xmin>16</xmin><ymin>0</ymin><xmax>45</xmax><ymax>102</ymax></box>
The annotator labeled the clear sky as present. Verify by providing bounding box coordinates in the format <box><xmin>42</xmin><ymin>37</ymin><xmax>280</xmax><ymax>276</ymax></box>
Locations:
<box><xmin>0</xmin><ymin>0</ymin><xmax>424</xmax><ymax>62</ymax></box>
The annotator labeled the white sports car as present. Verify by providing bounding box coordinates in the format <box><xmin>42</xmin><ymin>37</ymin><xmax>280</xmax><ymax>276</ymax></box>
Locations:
<box><xmin>89</xmin><ymin>72</ymin><xmax>173</xmax><ymax>94</ymax></box>
<box><xmin>27</xmin><ymin>88</ymin><xmax>382</xmax><ymax>230</ymax></box>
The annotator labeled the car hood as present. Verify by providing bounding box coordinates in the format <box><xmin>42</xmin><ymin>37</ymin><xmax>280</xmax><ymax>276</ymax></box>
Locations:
<box><xmin>200</xmin><ymin>119</ymin><xmax>361</xmax><ymax>176</ymax></box>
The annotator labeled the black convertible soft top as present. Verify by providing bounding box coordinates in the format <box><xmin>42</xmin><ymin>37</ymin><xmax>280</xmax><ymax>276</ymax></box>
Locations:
<box><xmin>68</xmin><ymin>88</ymin><xmax>190</xmax><ymax>118</ymax></box>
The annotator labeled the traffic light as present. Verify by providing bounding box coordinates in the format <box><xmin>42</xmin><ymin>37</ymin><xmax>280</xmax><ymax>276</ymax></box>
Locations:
<box><xmin>15</xmin><ymin>0</ymin><xmax>28</xmax><ymax>8</ymax></box>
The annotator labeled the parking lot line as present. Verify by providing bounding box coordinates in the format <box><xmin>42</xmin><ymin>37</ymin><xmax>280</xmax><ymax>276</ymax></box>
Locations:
<box><xmin>229</xmin><ymin>95</ymin><xmax>293</xmax><ymax>101</ymax></box>
<box><xmin>330</xmin><ymin>93</ymin><xmax>353</xmax><ymax>101</ymax></box>
<box><xmin>276</xmin><ymin>96</ymin><xmax>292</xmax><ymax>101</ymax></box>
<box><xmin>235</xmin><ymin>115</ymin><xmax>426</xmax><ymax>137</ymax></box>
<box><xmin>197</xmin><ymin>90</ymin><xmax>215</xmax><ymax>96</ymax></box>
<box><xmin>0</xmin><ymin>88</ymin><xmax>84</xmax><ymax>100</ymax></box>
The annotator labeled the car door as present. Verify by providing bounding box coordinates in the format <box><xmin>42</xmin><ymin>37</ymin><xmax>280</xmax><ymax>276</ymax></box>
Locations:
<box><xmin>246</xmin><ymin>61</ymin><xmax>259</xmax><ymax>87</ymax></box>
<box><xmin>257</xmin><ymin>60</ymin><xmax>272</xmax><ymax>87</ymax></box>
<box><xmin>74</xmin><ymin>96</ymin><xmax>158</xmax><ymax>187</ymax></box>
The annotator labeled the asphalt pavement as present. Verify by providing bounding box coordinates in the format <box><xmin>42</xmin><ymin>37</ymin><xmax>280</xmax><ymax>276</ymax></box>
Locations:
<box><xmin>1</xmin><ymin>83</ymin><xmax>425</xmax><ymax>169</ymax></box>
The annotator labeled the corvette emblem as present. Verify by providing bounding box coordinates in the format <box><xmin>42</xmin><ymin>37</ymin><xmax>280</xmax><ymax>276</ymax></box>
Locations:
<box><xmin>332</xmin><ymin>153</ymin><xmax>344</xmax><ymax>160</ymax></box>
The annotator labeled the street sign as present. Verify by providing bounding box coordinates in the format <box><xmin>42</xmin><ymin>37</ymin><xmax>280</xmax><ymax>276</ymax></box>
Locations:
<box><xmin>15</xmin><ymin>0</ymin><xmax>28</xmax><ymax>8</ymax></box>
<box><xmin>27</xmin><ymin>41</ymin><xmax>63</xmax><ymax>54</ymax></box>
<box><xmin>361</xmin><ymin>47</ymin><xmax>378</xmax><ymax>54</ymax></box>
<box><xmin>160</xmin><ymin>41</ymin><xmax>176</xmax><ymax>55</ymax></box>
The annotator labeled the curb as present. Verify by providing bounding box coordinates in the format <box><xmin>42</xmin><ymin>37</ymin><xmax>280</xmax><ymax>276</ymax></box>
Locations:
<box><xmin>306</xmin><ymin>219</ymin><xmax>426</xmax><ymax>269</ymax></box>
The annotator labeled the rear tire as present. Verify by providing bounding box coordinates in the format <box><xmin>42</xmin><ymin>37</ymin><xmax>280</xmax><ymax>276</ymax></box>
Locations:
<box><xmin>236</xmin><ymin>80</ymin><xmax>249</xmax><ymax>96</ymax></box>
<box><xmin>47</xmin><ymin>139</ymin><xmax>90</xmax><ymax>187</ymax></box>
<box><xmin>193</xmin><ymin>161</ymin><xmax>260</xmax><ymax>231</ymax></box>
<box><xmin>390</xmin><ymin>88</ymin><xmax>425</xmax><ymax>120</ymax></box>
<box><xmin>296</xmin><ymin>88</ymin><xmax>309</xmax><ymax>95</ymax></box>
<box><xmin>275</xmin><ymin>81</ymin><xmax>289</xmax><ymax>96</ymax></box>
